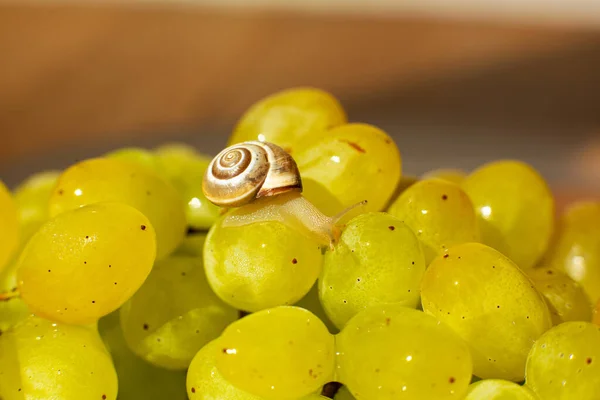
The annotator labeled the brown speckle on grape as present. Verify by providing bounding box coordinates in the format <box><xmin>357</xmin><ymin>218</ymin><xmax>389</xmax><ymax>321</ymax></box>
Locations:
<box><xmin>191</xmin><ymin>388</ymin><xmax>196</xmax><ymax>393</ymax></box>
<box><xmin>143</xmin><ymin>324</ymin><xmax>149</xmax><ymax>330</ymax></box>
<box><xmin>442</xmin><ymin>195</ymin><xmax>448</xmax><ymax>200</ymax></box>
<box><xmin>449</xmin><ymin>377</ymin><xmax>455</xmax><ymax>384</ymax></box>
<box><xmin>586</xmin><ymin>357</ymin><xmax>593</xmax><ymax>365</ymax></box>
<box><xmin>102</xmin><ymin>395</ymin><xmax>106</xmax><ymax>400</ymax></box>
<box><xmin>292</xmin><ymin>258</ymin><xmax>297</xmax><ymax>264</ymax></box>
<box><xmin>141</xmin><ymin>225</ymin><xmax>147</xmax><ymax>230</ymax></box>
<box><xmin>443</xmin><ymin>254</ymin><xmax>449</xmax><ymax>259</ymax></box>
<box><xmin>386</xmin><ymin>317</ymin><xmax>391</xmax><ymax>326</ymax></box>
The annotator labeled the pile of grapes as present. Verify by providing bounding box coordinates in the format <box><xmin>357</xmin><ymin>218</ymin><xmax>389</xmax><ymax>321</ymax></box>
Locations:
<box><xmin>0</xmin><ymin>88</ymin><xmax>599</xmax><ymax>400</ymax></box>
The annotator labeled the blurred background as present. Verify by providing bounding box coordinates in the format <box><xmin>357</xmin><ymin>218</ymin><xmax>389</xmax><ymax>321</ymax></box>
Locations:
<box><xmin>0</xmin><ymin>1</ymin><xmax>599</xmax><ymax>208</ymax></box>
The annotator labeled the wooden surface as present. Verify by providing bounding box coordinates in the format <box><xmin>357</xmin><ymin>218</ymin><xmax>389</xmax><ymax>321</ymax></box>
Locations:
<box><xmin>1</xmin><ymin>4</ymin><xmax>599</xmax><ymax>166</ymax></box>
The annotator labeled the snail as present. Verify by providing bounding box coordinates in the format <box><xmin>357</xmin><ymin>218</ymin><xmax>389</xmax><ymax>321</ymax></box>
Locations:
<box><xmin>202</xmin><ymin>141</ymin><xmax>365</xmax><ymax>249</ymax></box>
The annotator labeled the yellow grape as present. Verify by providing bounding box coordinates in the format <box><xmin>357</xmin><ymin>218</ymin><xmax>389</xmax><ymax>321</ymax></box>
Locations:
<box><xmin>336</xmin><ymin>304</ymin><xmax>472</xmax><ymax>400</ymax></box>
<box><xmin>17</xmin><ymin>202</ymin><xmax>156</xmax><ymax>324</ymax></box>
<box><xmin>0</xmin><ymin>180</ymin><xmax>19</xmax><ymax>274</ymax></box>
<box><xmin>0</xmin><ymin>259</ymin><xmax>30</xmax><ymax>333</ymax></box>
<box><xmin>99</xmin><ymin>311</ymin><xmax>188</xmax><ymax>400</ymax></box>
<box><xmin>48</xmin><ymin>157</ymin><xmax>186</xmax><ymax>259</ymax></box>
<box><xmin>216</xmin><ymin>306</ymin><xmax>335</xmax><ymax>400</ymax></box>
<box><xmin>464</xmin><ymin>380</ymin><xmax>538</xmax><ymax>399</ymax></box>
<box><xmin>204</xmin><ymin>216</ymin><xmax>323</xmax><ymax>312</ymax></box>
<box><xmin>229</xmin><ymin>87</ymin><xmax>347</xmax><ymax>153</ymax></box>
<box><xmin>104</xmin><ymin>147</ymin><xmax>167</xmax><ymax>178</ymax></box>
<box><xmin>387</xmin><ymin>179</ymin><xmax>480</xmax><ymax>265</ymax></box>
<box><xmin>594</xmin><ymin>299</ymin><xmax>600</xmax><ymax>326</ymax></box>
<box><xmin>154</xmin><ymin>143</ymin><xmax>221</xmax><ymax>230</ymax></box>
<box><xmin>525</xmin><ymin>321</ymin><xmax>600</xmax><ymax>400</ymax></box>
<box><xmin>545</xmin><ymin>201</ymin><xmax>600</xmax><ymax>305</ymax></box>
<box><xmin>527</xmin><ymin>267</ymin><xmax>592</xmax><ymax>325</ymax></box>
<box><xmin>319</xmin><ymin>212</ymin><xmax>425</xmax><ymax>329</ymax></box>
<box><xmin>187</xmin><ymin>339</ymin><xmax>265</xmax><ymax>400</ymax></box>
<box><xmin>461</xmin><ymin>160</ymin><xmax>554</xmax><ymax>269</ymax></box>
<box><xmin>421</xmin><ymin>242</ymin><xmax>552</xmax><ymax>381</ymax></box>
<box><xmin>334</xmin><ymin>386</ymin><xmax>357</xmax><ymax>400</ymax></box>
<box><xmin>295</xmin><ymin>123</ymin><xmax>401</xmax><ymax>214</ymax></box>
<box><xmin>120</xmin><ymin>254</ymin><xmax>238</xmax><ymax>370</ymax></box>
<box><xmin>0</xmin><ymin>315</ymin><xmax>117</xmax><ymax>400</ymax></box>
<box><xmin>294</xmin><ymin>282</ymin><xmax>339</xmax><ymax>334</ymax></box>
<box><xmin>421</xmin><ymin>168</ymin><xmax>468</xmax><ymax>185</ymax></box>
<box><xmin>383</xmin><ymin>174</ymin><xmax>418</xmax><ymax>210</ymax></box>
<box><xmin>12</xmin><ymin>170</ymin><xmax>60</xmax><ymax>243</ymax></box>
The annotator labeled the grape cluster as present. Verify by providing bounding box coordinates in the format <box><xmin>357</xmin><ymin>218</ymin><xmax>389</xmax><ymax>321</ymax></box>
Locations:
<box><xmin>0</xmin><ymin>87</ymin><xmax>599</xmax><ymax>400</ymax></box>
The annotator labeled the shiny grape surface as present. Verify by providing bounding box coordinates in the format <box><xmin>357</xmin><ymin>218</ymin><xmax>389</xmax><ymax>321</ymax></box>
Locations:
<box><xmin>545</xmin><ymin>201</ymin><xmax>600</xmax><ymax>305</ymax></box>
<box><xmin>387</xmin><ymin>179</ymin><xmax>480</xmax><ymax>264</ymax></box>
<box><xmin>17</xmin><ymin>202</ymin><xmax>157</xmax><ymax>324</ymax></box>
<box><xmin>0</xmin><ymin>259</ymin><xmax>30</xmax><ymax>333</ymax></box>
<box><xmin>525</xmin><ymin>321</ymin><xmax>600</xmax><ymax>400</ymax></box>
<box><xmin>216</xmin><ymin>306</ymin><xmax>335</xmax><ymax>400</ymax></box>
<box><xmin>319</xmin><ymin>212</ymin><xmax>425</xmax><ymax>329</ymax></box>
<box><xmin>228</xmin><ymin>87</ymin><xmax>347</xmax><ymax>154</ymax></box>
<box><xmin>12</xmin><ymin>170</ymin><xmax>60</xmax><ymax>243</ymax></box>
<box><xmin>0</xmin><ymin>180</ymin><xmax>19</xmax><ymax>274</ymax></box>
<box><xmin>0</xmin><ymin>315</ymin><xmax>118</xmax><ymax>400</ymax></box>
<box><xmin>463</xmin><ymin>380</ymin><xmax>539</xmax><ymax>399</ymax></box>
<box><xmin>204</xmin><ymin>216</ymin><xmax>323</xmax><ymax>312</ymax></box>
<box><xmin>421</xmin><ymin>168</ymin><xmax>467</xmax><ymax>185</ymax></box>
<box><xmin>99</xmin><ymin>311</ymin><xmax>188</xmax><ymax>400</ymax></box>
<box><xmin>594</xmin><ymin>299</ymin><xmax>600</xmax><ymax>326</ymax></box>
<box><xmin>295</xmin><ymin>123</ymin><xmax>401</xmax><ymax>214</ymax></box>
<box><xmin>421</xmin><ymin>242</ymin><xmax>552</xmax><ymax>381</ymax></box>
<box><xmin>154</xmin><ymin>143</ymin><xmax>221</xmax><ymax>230</ymax></box>
<box><xmin>48</xmin><ymin>157</ymin><xmax>186</xmax><ymax>259</ymax></box>
<box><xmin>120</xmin><ymin>254</ymin><xmax>238</xmax><ymax>370</ymax></box>
<box><xmin>105</xmin><ymin>147</ymin><xmax>166</xmax><ymax>177</ymax></box>
<box><xmin>336</xmin><ymin>304</ymin><xmax>472</xmax><ymax>400</ymax></box>
<box><xmin>462</xmin><ymin>160</ymin><xmax>554</xmax><ymax>269</ymax></box>
<box><xmin>527</xmin><ymin>266</ymin><xmax>592</xmax><ymax>325</ymax></box>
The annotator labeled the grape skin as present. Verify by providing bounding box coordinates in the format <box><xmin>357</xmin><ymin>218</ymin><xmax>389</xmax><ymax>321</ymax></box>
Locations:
<box><xmin>463</xmin><ymin>379</ymin><xmax>539</xmax><ymax>399</ymax></box>
<box><xmin>216</xmin><ymin>306</ymin><xmax>335</xmax><ymax>400</ymax></box>
<box><xmin>421</xmin><ymin>168</ymin><xmax>467</xmax><ymax>185</ymax></box>
<box><xmin>319</xmin><ymin>212</ymin><xmax>425</xmax><ymax>329</ymax></box>
<box><xmin>421</xmin><ymin>242</ymin><xmax>552</xmax><ymax>381</ymax></box>
<box><xmin>0</xmin><ymin>315</ymin><xmax>118</xmax><ymax>400</ymax></box>
<box><xmin>204</xmin><ymin>217</ymin><xmax>323</xmax><ymax>312</ymax></box>
<box><xmin>525</xmin><ymin>321</ymin><xmax>600</xmax><ymax>400</ymax></box>
<box><xmin>387</xmin><ymin>179</ymin><xmax>480</xmax><ymax>265</ymax></box>
<box><xmin>461</xmin><ymin>160</ymin><xmax>554</xmax><ymax>270</ymax></box>
<box><xmin>527</xmin><ymin>266</ymin><xmax>592</xmax><ymax>325</ymax></box>
<box><xmin>120</xmin><ymin>254</ymin><xmax>238</xmax><ymax>370</ymax></box>
<box><xmin>17</xmin><ymin>202</ymin><xmax>157</xmax><ymax>324</ymax></box>
<box><xmin>48</xmin><ymin>157</ymin><xmax>186</xmax><ymax>259</ymax></box>
<box><xmin>0</xmin><ymin>180</ymin><xmax>19</xmax><ymax>274</ymax></box>
<box><xmin>336</xmin><ymin>304</ymin><xmax>473</xmax><ymax>400</ymax></box>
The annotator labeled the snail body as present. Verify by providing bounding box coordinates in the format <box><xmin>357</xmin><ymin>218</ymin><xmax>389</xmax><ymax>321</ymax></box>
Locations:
<box><xmin>202</xmin><ymin>141</ymin><xmax>302</xmax><ymax>208</ymax></box>
<box><xmin>202</xmin><ymin>141</ymin><xmax>366</xmax><ymax>249</ymax></box>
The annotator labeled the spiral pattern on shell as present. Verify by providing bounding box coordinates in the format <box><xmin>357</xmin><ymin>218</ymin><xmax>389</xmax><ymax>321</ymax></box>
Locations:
<box><xmin>203</xmin><ymin>141</ymin><xmax>303</xmax><ymax>207</ymax></box>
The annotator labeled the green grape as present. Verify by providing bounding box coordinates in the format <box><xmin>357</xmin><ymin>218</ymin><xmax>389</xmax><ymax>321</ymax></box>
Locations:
<box><xmin>0</xmin><ymin>314</ymin><xmax>117</xmax><ymax>400</ymax></box>
<box><xmin>421</xmin><ymin>168</ymin><xmax>467</xmax><ymax>185</ymax></box>
<box><xmin>545</xmin><ymin>201</ymin><xmax>600</xmax><ymax>305</ymax></box>
<box><xmin>155</xmin><ymin>145</ymin><xmax>221</xmax><ymax>230</ymax></box>
<box><xmin>48</xmin><ymin>157</ymin><xmax>186</xmax><ymax>259</ymax></box>
<box><xmin>294</xmin><ymin>282</ymin><xmax>339</xmax><ymax>334</ymax></box>
<box><xmin>334</xmin><ymin>386</ymin><xmax>357</xmax><ymax>400</ymax></box>
<box><xmin>387</xmin><ymin>179</ymin><xmax>480</xmax><ymax>265</ymax></box>
<box><xmin>421</xmin><ymin>242</ymin><xmax>552</xmax><ymax>381</ymax></box>
<box><xmin>120</xmin><ymin>254</ymin><xmax>238</xmax><ymax>370</ymax></box>
<box><xmin>0</xmin><ymin>180</ymin><xmax>19</xmax><ymax>274</ymax></box>
<box><xmin>383</xmin><ymin>174</ymin><xmax>419</xmax><ymax>210</ymax></box>
<box><xmin>228</xmin><ymin>87</ymin><xmax>347</xmax><ymax>154</ymax></box>
<box><xmin>175</xmin><ymin>232</ymin><xmax>207</xmax><ymax>258</ymax></box>
<box><xmin>187</xmin><ymin>339</ymin><xmax>265</xmax><ymax>400</ymax></box>
<box><xmin>204</xmin><ymin>214</ymin><xmax>323</xmax><ymax>312</ymax></box>
<box><xmin>216</xmin><ymin>306</ymin><xmax>335</xmax><ymax>400</ymax></box>
<box><xmin>98</xmin><ymin>311</ymin><xmax>187</xmax><ymax>400</ymax></box>
<box><xmin>464</xmin><ymin>380</ymin><xmax>539</xmax><ymax>399</ymax></box>
<box><xmin>295</xmin><ymin>123</ymin><xmax>401</xmax><ymax>214</ymax></box>
<box><xmin>12</xmin><ymin>170</ymin><xmax>60</xmax><ymax>243</ymax></box>
<box><xmin>336</xmin><ymin>304</ymin><xmax>472</xmax><ymax>400</ymax></box>
<box><xmin>17</xmin><ymin>202</ymin><xmax>157</xmax><ymax>324</ymax></box>
<box><xmin>461</xmin><ymin>160</ymin><xmax>554</xmax><ymax>269</ymax></box>
<box><xmin>104</xmin><ymin>147</ymin><xmax>167</xmax><ymax>177</ymax></box>
<box><xmin>0</xmin><ymin>259</ymin><xmax>31</xmax><ymax>333</ymax></box>
<box><xmin>319</xmin><ymin>212</ymin><xmax>425</xmax><ymax>329</ymax></box>
<box><xmin>527</xmin><ymin>267</ymin><xmax>592</xmax><ymax>325</ymax></box>
<box><xmin>525</xmin><ymin>321</ymin><xmax>600</xmax><ymax>400</ymax></box>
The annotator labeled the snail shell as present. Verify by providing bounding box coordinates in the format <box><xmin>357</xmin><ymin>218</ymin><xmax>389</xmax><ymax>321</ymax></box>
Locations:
<box><xmin>203</xmin><ymin>141</ymin><xmax>303</xmax><ymax>207</ymax></box>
